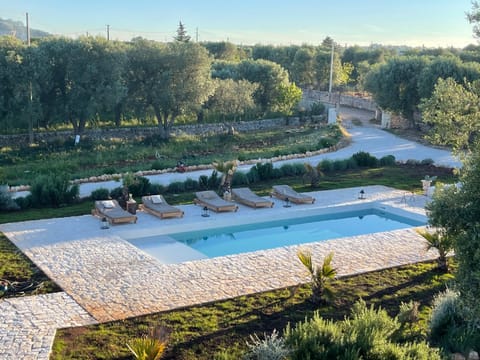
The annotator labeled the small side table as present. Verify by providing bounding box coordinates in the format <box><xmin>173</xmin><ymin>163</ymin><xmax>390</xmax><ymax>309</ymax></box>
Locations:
<box><xmin>126</xmin><ymin>199</ymin><xmax>137</xmax><ymax>215</ymax></box>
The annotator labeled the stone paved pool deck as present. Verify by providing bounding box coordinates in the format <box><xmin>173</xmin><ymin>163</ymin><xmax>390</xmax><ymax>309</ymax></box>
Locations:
<box><xmin>0</xmin><ymin>185</ymin><xmax>438</xmax><ymax>359</ymax></box>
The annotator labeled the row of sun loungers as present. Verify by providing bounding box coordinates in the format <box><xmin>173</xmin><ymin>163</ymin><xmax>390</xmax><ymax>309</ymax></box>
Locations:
<box><xmin>93</xmin><ymin>185</ymin><xmax>313</xmax><ymax>225</ymax></box>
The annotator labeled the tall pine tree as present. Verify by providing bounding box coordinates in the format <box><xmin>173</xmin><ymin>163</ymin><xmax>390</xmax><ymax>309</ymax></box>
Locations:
<box><xmin>174</xmin><ymin>21</ymin><xmax>191</xmax><ymax>42</ymax></box>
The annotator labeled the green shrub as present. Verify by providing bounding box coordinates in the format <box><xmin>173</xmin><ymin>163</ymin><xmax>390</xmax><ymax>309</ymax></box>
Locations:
<box><xmin>279</xmin><ymin>163</ymin><xmax>296</xmax><ymax>177</ymax></box>
<box><xmin>232</xmin><ymin>172</ymin><xmax>249</xmax><ymax>186</ymax></box>
<box><xmin>78</xmin><ymin>137</ymin><xmax>95</xmax><ymax>151</ymax></box>
<box><xmin>109</xmin><ymin>186</ymin><xmax>124</xmax><ymax>200</ymax></box>
<box><xmin>284</xmin><ymin>312</ymin><xmax>346</xmax><ymax>360</ymax></box>
<box><xmin>238</xmin><ymin>153</ymin><xmax>247</xmax><ymax>162</ymax></box>
<box><xmin>346</xmin><ymin>158</ymin><xmax>358</xmax><ymax>170</ymax></box>
<box><xmin>285</xmin><ymin>300</ymin><xmax>441</xmax><ymax>360</ymax></box>
<box><xmin>426</xmin><ymin>288</ymin><xmax>479</xmax><ymax>353</ymax></box>
<box><xmin>333</xmin><ymin>159</ymin><xmax>349</xmax><ymax>171</ymax></box>
<box><xmin>352</xmin><ymin>151</ymin><xmax>378</xmax><ymax>168</ymax></box>
<box><xmin>183</xmin><ymin>178</ymin><xmax>199</xmax><ymax>191</ymax></box>
<box><xmin>208</xmin><ymin>170</ymin><xmax>221</xmax><ymax>190</ymax></box>
<box><xmin>369</xmin><ymin>341</ymin><xmax>440</xmax><ymax>360</ymax></box>
<box><xmin>102</xmin><ymin>166</ymin><xmax>117</xmax><ymax>175</ymax></box>
<box><xmin>380</xmin><ymin>155</ymin><xmax>396</xmax><ymax>166</ymax></box>
<box><xmin>125</xmin><ymin>176</ymin><xmax>151</xmax><ymax>197</ymax></box>
<box><xmin>318</xmin><ymin>159</ymin><xmax>334</xmax><ymax>173</ymax></box>
<box><xmin>421</xmin><ymin>158</ymin><xmax>434</xmax><ymax>166</ymax></box>
<box><xmin>198</xmin><ymin>175</ymin><xmax>209</xmax><ymax>190</ymax></box>
<box><xmin>242</xmin><ymin>330</ymin><xmax>290</xmax><ymax>360</ymax></box>
<box><xmin>255</xmin><ymin>162</ymin><xmax>274</xmax><ymax>181</ymax></box>
<box><xmin>30</xmin><ymin>173</ymin><xmax>79</xmax><ymax>208</ymax></box>
<box><xmin>344</xmin><ymin>300</ymin><xmax>399</xmax><ymax>354</ymax></box>
<box><xmin>90</xmin><ymin>188</ymin><xmax>110</xmax><ymax>201</ymax></box>
<box><xmin>397</xmin><ymin>300</ymin><xmax>420</xmax><ymax>328</ymax></box>
<box><xmin>0</xmin><ymin>185</ymin><xmax>19</xmax><ymax>211</ymax></box>
<box><xmin>429</xmin><ymin>288</ymin><xmax>462</xmax><ymax>343</ymax></box>
<box><xmin>292</xmin><ymin>163</ymin><xmax>306</xmax><ymax>176</ymax></box>
<box><xmin>246</xmin><ymin>167</ymin><xmax>260</xmax><ymax>184</ymax></box>
<box><xmin>405</xmin><ymin>159</ymin><xmax>421</xmax><ymax>166</ymax></box>
<box><xmin>310</xmin><ymin>102</ymin><xmax>325</xmax><ymax>116</ymax></box>
<box><xmin>168</xmin><ymin>181</ymin><xmax>185</xmax><ymax>194</ymax></box>
<box><xmin>297</xmin><ymin>146</ymin><xmax>307</xmax><ymax>154</ymax></box>
<box><xmin>14</xmin><ymin>195</ymin><xmax>31</xmax><ymax>210</ymax></box>
<box><xmin>148</xmin><ymin>183</ymin><xmax>165</xmax><ymax>195</ymax></box>
<box><xmin>271</xmin><ymin>168</ymin><xmax>283</xmax><ymax>179</ymax></box>
<box><xmin>151</xmin><ymin>160</ymin><xmax>164</xmax><ymax>171</ymax></box>
<box><xmin>318</xmin><ymin>137</ymin><xmax>335</xmax><ymax>149</ymax></box>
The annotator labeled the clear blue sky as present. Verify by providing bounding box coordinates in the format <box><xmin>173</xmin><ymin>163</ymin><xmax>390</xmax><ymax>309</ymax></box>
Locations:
<box><xmin>1</xmin><ymin>0</ymin><xmax>476</xmax><ymax>47</ymax></box>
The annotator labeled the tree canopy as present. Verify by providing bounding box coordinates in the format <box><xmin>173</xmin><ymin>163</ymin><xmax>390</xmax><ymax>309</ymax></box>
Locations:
<box><xmin>420</xmin><ymin>77</ymin><xmax>480</xmax><ymax>152</ymax></box>
<box><xmin>364</xmin><ymin>56</ymin><xmax>429</xmax><ymax>122</ymax></box>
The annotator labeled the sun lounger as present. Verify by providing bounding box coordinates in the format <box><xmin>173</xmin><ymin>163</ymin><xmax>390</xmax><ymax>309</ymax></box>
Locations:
<box><xmin>194</xmin><ymin>191</ymin><xmax>238</xmax><ymax>212</ymax></box>
<box><xmin>92</xmin><ymin>199</ymin><xmax>137</xmax><ymax>224</ymax></box>
<box><xmin>271</xmin><ymin>185</ymin><xmax>315</xmax><ymax>204</ymax></box>
<box><xmin>231</xmin><ymin>187</ymin><xmax>274</xmax><ymax>209</ymax></box>
<box><xmin>141</xmin><ymin>195</ymin><xmax>184</xmax><ymax>219</ymax></box>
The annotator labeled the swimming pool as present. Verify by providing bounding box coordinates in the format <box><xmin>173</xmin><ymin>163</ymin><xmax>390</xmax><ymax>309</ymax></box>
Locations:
<box><xmin>128</xmin><ymin>207</ymin><xmax>426</xmax><ymax>261</ymax></box>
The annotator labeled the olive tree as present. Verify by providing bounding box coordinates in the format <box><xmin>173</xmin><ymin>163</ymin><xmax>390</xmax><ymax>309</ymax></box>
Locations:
<box><xmin>426</xmin><ymin>145</ymin><xmax>480</xmax><ymax>326</ymax></box>
<box><xmin>127</xmin><ymin>40</ymin><xmax>214</xmax><ymax>138</ymax></box>
<box><xmin>419</xmin><ymin>77</ymin><xmax>480</xmax><ymax>152</ymax></box>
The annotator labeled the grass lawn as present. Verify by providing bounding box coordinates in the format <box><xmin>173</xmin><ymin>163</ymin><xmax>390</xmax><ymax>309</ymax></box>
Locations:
<box><xmin>0</xmin><ymin>233</ymin><xmax>61</xmax><ymax>297</ymax></box>
<box><xmin>50</xmin><ymin>261</ymin><xmax>454</xmax><ymax>359</ymax></box>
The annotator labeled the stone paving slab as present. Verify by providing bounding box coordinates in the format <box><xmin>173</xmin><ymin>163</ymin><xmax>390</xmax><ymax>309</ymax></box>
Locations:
<box><xmin>0</xmin><ymin>185</ymin><xmax>438</xmax><ymax>358</ymax></box>
<box><xmin>0</xmin><ymin>292</ymin><xmax>96</xmax><ymax>360</ymax></box>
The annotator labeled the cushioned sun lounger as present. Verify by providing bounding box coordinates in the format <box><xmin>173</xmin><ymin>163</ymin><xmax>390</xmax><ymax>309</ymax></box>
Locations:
<box><xmin>271</xmin><ymin>185</ymin><xmax>315</xmax><ymax>204</ymax></box>
<box><xmin>231</xmin><ymin>187</ymin><xmax>274</xmax><ymax>209</ymax></box>
<box><xmin>194</xmin><ymin>191</ymin><xmax>238</xmax><ymax>212</ymax></box>
<box><xmin>141</xmin><ymin>195</ymin><xmax>184</xmax><ymax>219</ymax></box>
<box><xmin>93</xmin><ymin>199</ymin><xmax>137</xmax><ymax>224</ymax></box>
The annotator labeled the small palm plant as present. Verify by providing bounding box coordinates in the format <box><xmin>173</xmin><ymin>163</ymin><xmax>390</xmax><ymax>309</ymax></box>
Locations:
<box><xmin>303</xmin><ymin>163</ymin><xmax>324</xmax><ymax>187</ymax></box>
<box><xmin>212</xmin><ymin>160</ymin><xmax>238</xmax><ymax>192</ymax></box>
<box><xmin>297</xmin><ymin>250</ymin><xmax>336</xmax><ymax>303</ymax></box>
<box><xmin>416</xmin><ymin>228</ymin><xmax>453</xmax><ymax>272</ymax></box>
<box><xmin>126</xmin><ymin>326</ymin><xmax>168</xmax><ymax>360</ymax></box>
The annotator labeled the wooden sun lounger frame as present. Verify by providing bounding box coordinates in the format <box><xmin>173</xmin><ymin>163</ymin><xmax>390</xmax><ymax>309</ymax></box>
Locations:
<box><xmin>141</xmin><ymin>195</ymin><xmax>184</xmax><ymax>219</ymax></box>
<box><xmin>271</xmin><ymin>185</ymin><xmax>316</xmax><ymax>204</ymax></box>
<box><xmin>231</xmin><ymin>187</ymin><xmax>274</xmax><ymax>209</ymax></box>
<box><xmin>194</xmin><ymin>191</ymin><xmax>239</xmax><ymax>212</ymax></box>
<box><xmin>92</xmin><ymin>200</ymin><xmax>137</xmax><ymax>225</ymax></box>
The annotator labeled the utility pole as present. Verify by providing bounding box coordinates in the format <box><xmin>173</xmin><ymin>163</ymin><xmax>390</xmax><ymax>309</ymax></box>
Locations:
<box><xmin>196</xmin><ymin>27</ymin><xmax>199</xmax><ymax>42</ymax></box>
<box><xmin>106</xmin><ymin>24</ymin><xmax>110</xmax><ymax>41</ymax></box>
<box><xmin>26</xmin><ymin>12</ymin><xmax>33</xmax><ymax>144</ymax></box>
<box><xmin>26</xmin><ymin>12</ymin><xmax>30</xmax><ymax>45</ymax></box>
<box><xmin>328</xmin><ymin>41</ymin><xmax>334</xmax><ymax>103</ymax></box>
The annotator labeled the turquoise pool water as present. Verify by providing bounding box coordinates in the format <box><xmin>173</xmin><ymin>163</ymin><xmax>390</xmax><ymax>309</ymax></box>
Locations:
<box><xmin>166</xmin><ymin>208</ymin><xmax>425</xmax><ymax>258</ymax></box>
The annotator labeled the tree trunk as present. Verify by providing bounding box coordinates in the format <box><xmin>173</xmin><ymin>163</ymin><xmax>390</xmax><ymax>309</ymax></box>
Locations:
<box><xmin>152</xmin><ymin>105</ymin><xmax>168</xmax><ymax>140</ymax></box>
<box><xmin>196</xmin><ymin>110</ymin><xmax>204</xmax><ymax>123</ymax></box>
<box><xmin>114</xmin><ymin>103</ymin><xmax>122</xmax><ymax>127</ymax></box>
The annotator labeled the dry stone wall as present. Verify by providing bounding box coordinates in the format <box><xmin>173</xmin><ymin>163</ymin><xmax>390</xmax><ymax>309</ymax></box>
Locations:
<box><xmin>0</xmin><ymin>117</ymin><xmax>318</xmax><ymax>147</ymax></box>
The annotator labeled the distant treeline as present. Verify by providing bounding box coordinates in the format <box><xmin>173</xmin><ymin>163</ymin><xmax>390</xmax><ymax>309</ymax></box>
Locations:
<box><xmin>2</xmin><ymin>34</ymin><xmax>480</xmax><ymax>137</ymax></box>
